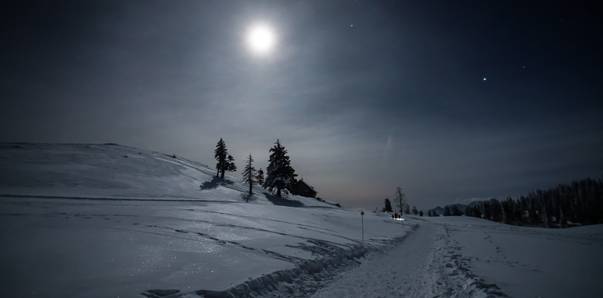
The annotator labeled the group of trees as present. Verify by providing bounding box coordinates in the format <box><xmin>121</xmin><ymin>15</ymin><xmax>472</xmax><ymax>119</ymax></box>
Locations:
<box><xmin>212</xmin><ymin>138</ymin><xmax>300</xmax><ymax>199</ymax></box>
<box><xmin>382</xmin><ymin>187</ymin><xmax>423</xmax><ymax>216</ymax></box>
<box><xmin>430</xmin><ymin>178</ymin><xmax>603</xmax><ymax>228</ymax></box>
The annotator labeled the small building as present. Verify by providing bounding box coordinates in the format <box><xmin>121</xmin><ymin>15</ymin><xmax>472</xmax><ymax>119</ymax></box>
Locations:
<box><xmin>289</xmin><ymin>178</ymin><xmax>317</xmax><ymax>198</ymax></box>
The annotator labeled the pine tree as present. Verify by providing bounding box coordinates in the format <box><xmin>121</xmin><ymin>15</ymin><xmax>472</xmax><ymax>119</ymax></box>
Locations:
<box><xmin>256</xmin><ymin>168</ymin><xmax>265</xmax><ymax>186</ymax></box>
<box><xmin>383</xmin><ymin>198</ymin><xmax>393</xmax><ymax>212</ymax></box>
<box><xmin>242</xmin><ymin>154</ymin><xmax>256</xmax><ymax>198</ymax></box>
<box><xmin>214</xmin><ymin>138</ymin><xmax>227</xmax><ymax>178</ymax></box>
<box><xmin>214</xmin><ymin>138</ymin><xmax>236</xmax><ymax>179</ymax></box>
<box><xmin>265</xmin><ymin>139</ymin><xmax>297</xmax><ymax>198</ymax></box>
<box><xmin>396</xmin><ymin>187</ymin><xmax>406</xmax><ymax>214</ymax></box>
<box><xmin>227</xmin><ymin>154</ymin><xmax>237</xmax><ymax>173</ymax></box>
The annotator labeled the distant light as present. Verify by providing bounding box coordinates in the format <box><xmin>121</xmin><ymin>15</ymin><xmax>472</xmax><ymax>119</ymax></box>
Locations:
<box><xmin>482</xmin><ymin>76</ymin><xmax>487</xmax><ymax>81</ymax></box>
<box><xmin>246</xmin><ymin>23</ymin><xmax>276</xmax><ymax>56</ymax></box>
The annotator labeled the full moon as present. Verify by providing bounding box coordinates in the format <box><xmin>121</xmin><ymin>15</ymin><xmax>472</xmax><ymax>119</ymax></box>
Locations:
<box><xmin>245</xmin><ymin>23</ymin><xmax>276</xmax><ymax>56</ymax></box>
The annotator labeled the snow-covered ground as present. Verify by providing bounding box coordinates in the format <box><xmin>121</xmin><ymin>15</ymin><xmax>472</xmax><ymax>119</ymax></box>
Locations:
<box><xmin>0</xmin><ymin>143</ymin><xmax>411</xmax><ymax>297</ymax></box>
<box><xmin>1</xmin><ymin>143</ymin><xmax>602</xmax><ymax>297</ymax></box>
<box><xmin>425</xmin><ymin>216</ymin><xmax>603</xmax><ymax>298</ymax></box>
<box><xmin>312</xmin><ymin>223</ymin><xmax>437</xmax><ymax>298</ymax></box>
<box><xmin>311</xmin><ymin>216</ymin><xmax>603</xmax><ymax>298</ymax></box>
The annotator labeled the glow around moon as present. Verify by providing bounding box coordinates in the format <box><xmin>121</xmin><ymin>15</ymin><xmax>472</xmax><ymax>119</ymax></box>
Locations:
<box><xmin>245</xmin><ymin>23</ymin><xmax>277</xmax><ymax>56</ymax></box>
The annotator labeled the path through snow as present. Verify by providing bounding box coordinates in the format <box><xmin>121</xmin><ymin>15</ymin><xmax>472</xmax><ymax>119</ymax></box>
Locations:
<box><xmin>312</xmin><ymin>224</ymin><xmax>438</xmax><ymax>298</ymax></box>
<box><xmin>311</xmin><ymin>216</ymin><xmax>603</xmax><ymax>298</ymax></box>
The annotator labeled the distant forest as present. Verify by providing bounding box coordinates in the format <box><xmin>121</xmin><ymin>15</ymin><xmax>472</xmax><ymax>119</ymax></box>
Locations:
<box><xmin>428</xmin><ymin>178</ymin><xmax>603</xmax><ymax>228</ymax></box>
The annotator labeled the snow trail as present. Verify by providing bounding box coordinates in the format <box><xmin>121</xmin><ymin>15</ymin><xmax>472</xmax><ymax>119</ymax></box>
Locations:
<box><xmin>312</xmin><ymin>223</ymin><xmax>438</xmax><ymax>298</ymax></box>
<box><xmin>428</xmin><ymin>216</ymin><xmax>603</xmax><ymax>298</ymax></box>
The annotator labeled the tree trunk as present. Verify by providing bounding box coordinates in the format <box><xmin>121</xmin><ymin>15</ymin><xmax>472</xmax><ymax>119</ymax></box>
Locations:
<box><xmin>249</xmin><ymin>181</ymin><xmax>253</xmax><ymax>196</ymax></box>
<box><xmin>276</xmin><ymin>187</ymin><xmax>281</xmax><ymax>198</ymax></box>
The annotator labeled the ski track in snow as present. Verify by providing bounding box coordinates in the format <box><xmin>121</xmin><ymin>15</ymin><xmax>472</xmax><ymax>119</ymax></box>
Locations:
<box><xmin>427</xmin><ymin>224</ymin><xmax>507</xmax><ymax>298</ymax></box>
<box><xmin>169</xmin><ymin>222</ymin><xmax>506</xmax><ymax>298</ymax></box>
<box><xmin>311</xmin><ymin>224</ymin><xmax>437</xmax><ymax>298</ymax></box>
<box><xmin>429</xmin><ymin>217</ymin><xmax>603</xmax><ymax>298</ymax></box>
<box><xmin>309</xmin><ymin>222</ymin><xmax>507</xmax><ymax>298</ymax></box>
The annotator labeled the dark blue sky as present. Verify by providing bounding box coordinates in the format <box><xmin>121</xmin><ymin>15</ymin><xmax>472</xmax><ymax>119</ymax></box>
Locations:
<box><xmin>2</xmin><ymin>0</ymin><xmax>602</xmax><ymax>209</ymax></box>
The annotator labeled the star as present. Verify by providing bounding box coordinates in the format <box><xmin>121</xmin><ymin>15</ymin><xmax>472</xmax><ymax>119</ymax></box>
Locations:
<box><xmin>349</xmin><ymin>23</ymin><xmax>355</xmax><ymax>28</ymax></box>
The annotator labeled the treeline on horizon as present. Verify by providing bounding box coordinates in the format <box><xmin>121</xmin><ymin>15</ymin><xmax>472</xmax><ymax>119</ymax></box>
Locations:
<box><xmin>428</xmin><ymin>178</ymin><xmax>603</xmax><ymax>228</ymax></box>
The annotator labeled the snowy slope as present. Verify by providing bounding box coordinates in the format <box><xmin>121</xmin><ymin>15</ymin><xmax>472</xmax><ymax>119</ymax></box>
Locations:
<box><xmin>0</xmin><ymin>143</ymin><xmax>412</xmax><ymax>297</ymax></box>
<box><xmin>0</xmin><ymin>143</ymin><xmax>329</xmax><ymax>207</ymax></box>
<box><xmin>0</xmin><ymin>143</ymin><xmax>225</xmax><ymax>199</ymax></box>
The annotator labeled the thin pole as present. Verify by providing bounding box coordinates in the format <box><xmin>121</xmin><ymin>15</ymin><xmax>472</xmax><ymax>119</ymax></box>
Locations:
<box><xmin>361</xmin><ymin>210</ymin><xmax>365</xmax><ymax>242</ymax></box>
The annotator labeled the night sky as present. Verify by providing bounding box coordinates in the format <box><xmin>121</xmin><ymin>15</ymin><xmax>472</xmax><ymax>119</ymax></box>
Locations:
<box><xmin>2</xmin><ymin>0</ymin><xmax>602</xmax><ymax>209</ymax></box>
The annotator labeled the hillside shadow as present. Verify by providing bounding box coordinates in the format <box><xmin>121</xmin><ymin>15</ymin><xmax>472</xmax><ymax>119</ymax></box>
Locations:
<box><xmin>264</xmin><ymin>192</ymin><xmax>304</xmax><ymax>207</ymax></box>
<box><xmin>200</xmin><ymin>176</ymin><xmax>233</xmax><ymax>190</ymax></box>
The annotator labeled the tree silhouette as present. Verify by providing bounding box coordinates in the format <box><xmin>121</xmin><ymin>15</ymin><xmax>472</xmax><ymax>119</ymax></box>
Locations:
<box><xmin>256</xmin><ymin>168</ymin><xmax>265</xmax><ymax>186</ymax></box>
<box><xmin>227</xmin><ymin>154</ymin><xmax>237</xmax><ymax>173</ymax></box>
<box><xmin>242</xmin><ymin>154</ymin><xmax>256</xmax><ymax>198</ymax></box>
<box><xmin>214</xmin><ymin>138</ymin><xmax>236</xmax><ymax>179</ymax></box>
<box><xmin>265</xmin><ymin>139</ymin><xmax>297</xmax><ymax>198</ymax></box>
<box><xmin>430</xmin><ymin>178</ymin><xmax>603</xmax><ymax>228</ymax></box>
<box><xmin>383</xmin><ymin>198</ymin><xmax>393</xmax><ymax>212</ymax></box>
<box><xmin>396</xmin><ymin>187</ymin><xmax>406</xmax><ymax>214</ymax></box>
<box><xmin>214</xmin><ymin>138</ymin><xmax>227</xmax><ymax>178</ymax></box>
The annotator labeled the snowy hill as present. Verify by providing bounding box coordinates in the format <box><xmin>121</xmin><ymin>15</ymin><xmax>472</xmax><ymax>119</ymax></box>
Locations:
<box><xmin>0</xmin><ymin>143</ymin><xmax>330</xmax><ymax>207</ymax></box>
<box><xmin>0</xmin><ymin>143</ymin><xmax>411</xmax><ymax>297</ymax></box>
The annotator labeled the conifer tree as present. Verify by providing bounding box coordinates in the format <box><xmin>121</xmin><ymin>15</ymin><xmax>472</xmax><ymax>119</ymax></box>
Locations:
<box><xmin>227</xmin><ymin>154</ymin><xmax>237</xmax><ymax>173</ymax></box>
<box><xmin>242</xmin><ymin>154</ymin><xmax>256</xmax><ymax>198</ymax></box>
<box><xmin>265</xmin><ymin>139</ymin><xmax>297</xmax><ymax>198</ymax></box>
<box><xmin>214</xmin><ymin>138</ymin><xmax>236</xmax><ymax>179</ymax></box>
<box><xmin>396</xmin><ymin>187</ymin><xmax>406</xmax><ymax>214</ymax></box>
<box><xmin>214</xmin><ymin>138</ymin><xmax>227</xmax><ymax>178</ymax></box>
<box><xmin>383</xmin><ymin>198</ymin><xmax>393</xmax><ymax>212</ymax></box>
<box><xmin>256</xmin><ymin>168</ymin><xmax>265</xmax><ymax>186</ymax></box>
